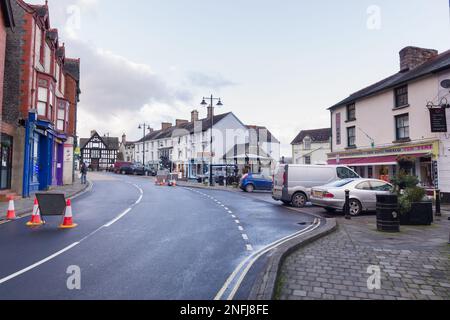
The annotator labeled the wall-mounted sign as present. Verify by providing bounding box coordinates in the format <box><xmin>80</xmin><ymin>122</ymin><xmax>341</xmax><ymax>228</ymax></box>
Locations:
<box><xmin>440</xmin><ymin>79</ymin><xmax>450</xmax><ymax>89</ymax></box>
<box><xmin>429</xmin><ymin>107</ymin><xmax>448</xmax><ymax>133</ymax></box>
<box><xmin>336</xmin><ymin>113</ymin><xmax>341</xmax><ymax>145</ymax></box>
<box><xmin>432</xmin><ymin>160</ymin><xmax>439</xmax><ymax>189</ymax></box>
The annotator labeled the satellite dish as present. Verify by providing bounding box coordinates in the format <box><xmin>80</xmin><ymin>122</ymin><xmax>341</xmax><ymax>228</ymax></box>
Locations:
<box><xmin>441</xmin><ymin>79</ymin><xmax>450</xmax><ymax>89</ymax></box>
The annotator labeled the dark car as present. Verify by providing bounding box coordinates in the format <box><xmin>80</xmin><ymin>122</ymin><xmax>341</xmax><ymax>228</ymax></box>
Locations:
<box><xmin>114</xmin><ymin>162</ymin><xmax>133</xmax><ymax>174</ymax></box>
<box><xmin>118</xmin><ymin>163</ymin><xmax>135</xmax><ymax>175</ymax></box>
<box><xmin>239</xmin><ymin>173</ymin><xmax>273</xmax><ymax>193</ymax></box>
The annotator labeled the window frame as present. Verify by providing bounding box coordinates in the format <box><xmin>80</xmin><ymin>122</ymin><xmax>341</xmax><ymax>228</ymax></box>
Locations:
<box><xmin>346</xmin><ymin>103</ymin><xmax>356</xmax><ymax>122</ymax></box>
<box><xmin>347</xmin><ymin>126</ymin><xmax>356</xmax><ymax>148</ymax></box>
<box><xmin>395</xmin><ymin>113</ymin><xmax>410</xmax><ymax>141</ymax></box>
<box><xmin>394</xmin><ymin>85</ymin><xmax>409</xmax><ymax>108</ymax></box>
<box><xmin>303</xmin><ymin>136</ymin><xmax>312</xmax><ymax>150</ymax></box>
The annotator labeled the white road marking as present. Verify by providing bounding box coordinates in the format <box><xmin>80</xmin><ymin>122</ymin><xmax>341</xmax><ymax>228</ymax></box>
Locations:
<box><xmin>0</xmin><ymin>242</ymin><xmax>80</xmax><ymax>285</ymax></box>
<box><xmin>228</xmin><ymin>211</ymin><xmax>233</xmax><ymax>214</ymax></box>
<box><xmin>242</xmin><ymin>234</ymin><xmax>249</xmax><ymax>241</ymax></box>
<box><xmin>214</xmin><ymin>221</ymin><xmax>321</xmax><ymax>301</ymax></box>
<box><xmin>231</xmin><ymin>215</ymin><xmax>236</xmax><ymax>219</ymax></box>
<box><xmin>238</xmin><ymin>226</ymin><xmax>244</xmax><ymax>231</ymax></box>
<box><xmin>246</xmin><ymin>245</ymin><xmax>253</xmax><ymax>252</ymax></box>
<box><xmin>104</xmin><ymin>208</ymin><xmax>132</xmax><ymax>227</ymax></box>
<box><xmin>235</xmin><ymin>220</ymin><xmax>240</xmax><ymax>224</ymax></box>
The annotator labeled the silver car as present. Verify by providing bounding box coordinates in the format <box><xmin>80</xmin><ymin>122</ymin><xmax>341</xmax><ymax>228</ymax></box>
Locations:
<box><xmin>310</xmin><ymin>179</ymin><xmax>394</xmax><ymax>216</ymax></box>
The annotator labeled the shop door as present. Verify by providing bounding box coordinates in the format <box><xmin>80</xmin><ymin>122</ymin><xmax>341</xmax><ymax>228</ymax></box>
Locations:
<box><xmin>0</xmin><ymin>135</ymin><xmax>12</xmax><ymax>190</ymax></box>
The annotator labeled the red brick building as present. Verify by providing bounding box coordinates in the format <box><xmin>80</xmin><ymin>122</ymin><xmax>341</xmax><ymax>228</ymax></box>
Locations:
<box><xmin>0</xmin><ymin>0</ymin><xmax>15</xmax><ymax>196</ymax></box>
<box><xmin>3</xmin><ymin>0</ymin><xmax>80</xmax><ymax>197</ymax></box>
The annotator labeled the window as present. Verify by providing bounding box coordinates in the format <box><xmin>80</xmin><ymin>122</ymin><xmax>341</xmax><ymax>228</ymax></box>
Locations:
<box><xmin>37</xmin><ymin>87</ymin><xmax>48</xmax><ymax>116</ymax></box>
<box><xmin>304</xmin><ymin>156</ymin><xmax>311</xmax><ymax>165</ymax></box>
<box><xmin>370</xmin><ymin>181</ymin><xmax>393</xmax><ymax>192</ymax></box>
<box><xmin>48</xmin><ymin>87</ymin><xmax>54</xmax><ymax>120</ymax></box>
<box><xmin>347</xmin><ymin>103</ymin><xmax>356</xmax><ymax>121</ymax></box>
<box><xmin>347</xmin><ymin>127</ymin><xmax>356</xmax><ymax>147</ymax></box>
<box><xmin>395</xmin><ymin>85</ymin><xmax>408</xmax><ymax>108</ymax></box>
<box><xmin>304</xmin><ymin>137</ymin><xmax>312</xmax><ymax>150</ymax></box>
<box><xmin>356</xmin><ymin>182</ymin><xmax>372</xmax><ymax>190</ymax></box>
<box><xmin>57</xmin><ymin>107</ymin><xmax>65</xmax><ymax>131</ymax></box>
<box><xmin>337</xmin><ymin>167</ymin><xmax>359</xmax><ymax>179</ymax></box>
<box><xmin>395</xmin><ymin>114</ymin><xmax>410</xmax><ymax>140</ymax></box>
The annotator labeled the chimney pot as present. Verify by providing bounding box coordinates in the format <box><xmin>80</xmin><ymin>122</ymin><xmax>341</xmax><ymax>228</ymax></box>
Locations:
<box><xmin>399</xmin><ymin>46</ymin><xmax>438</xmax><ymax>72</ymax></box>
<box><xmin>191</xmin><ymin>110</ymin><xmax>199</xmax><ymax>123</ymax></box>
<box><xmin>161</xmin><ymin>122</ymin><xmax>172</xmax><ymax>131</ymax></box>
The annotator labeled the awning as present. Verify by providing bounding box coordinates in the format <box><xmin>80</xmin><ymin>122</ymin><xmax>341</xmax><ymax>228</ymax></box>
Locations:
<box><xmin>328</xmin><ymin>153</ymin><xmax>431</xmax><ymax>166</ymax></box>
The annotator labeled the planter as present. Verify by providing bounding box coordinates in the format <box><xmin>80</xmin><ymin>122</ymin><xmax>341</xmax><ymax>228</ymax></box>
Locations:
<box><xmin>400</xmin><ymin>202</ymin><xmax>433</xmax><ymax>226</ymax></box>
<box><xmin>376</xmin><ymin>195</ymin><xmax>400</xmax><ymax>233</ymax></box>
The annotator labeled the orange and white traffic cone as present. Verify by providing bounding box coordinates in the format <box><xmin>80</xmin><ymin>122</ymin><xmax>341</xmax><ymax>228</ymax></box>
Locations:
<box><xmin>6</xmin><ymin>196</ymin><xmax>16</xmax><ymax>220</ymax></box>
<box><xmin>59</xmin><ymin>199</ymin><xmax>78</xmax><ymax>229</ymax></box>
<box><xmin>26</xmin><ymin>198</ymin><xmax>44</xmax><ymax>227</ymax></box>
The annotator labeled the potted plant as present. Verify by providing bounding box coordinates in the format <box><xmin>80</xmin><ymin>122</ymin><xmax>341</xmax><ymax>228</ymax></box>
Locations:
<box><xmin>391</xmin><ymin>173</ymin><xmax>433</xmax><ymax>226</ymax></box>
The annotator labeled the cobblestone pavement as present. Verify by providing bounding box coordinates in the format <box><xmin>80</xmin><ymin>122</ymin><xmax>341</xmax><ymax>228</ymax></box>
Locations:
<box><xmin>277</xmin><ymin>212</ymin><xmax>450</xmax><ymax>300</ymax></box>
<box><xmin>0</xmin><ymin>176</ymin><xmax>89</xmax><ymax>221</ymax></box>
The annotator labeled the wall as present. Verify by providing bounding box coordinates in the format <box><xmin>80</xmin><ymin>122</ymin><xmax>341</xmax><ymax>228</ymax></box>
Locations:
<box><xmin>293</xmin><ymin>141</ymin><xmax>331</xmax><ymax>164</ymax></box>
<box><xmin>331</xmin><ymin>73</ymin><xmax>442</xmax><ymax>152</ymax></box>
<box><xmin>437</xmin><ymin>71</ymin><xmax>450</xmax><ymax>194</ymax></box>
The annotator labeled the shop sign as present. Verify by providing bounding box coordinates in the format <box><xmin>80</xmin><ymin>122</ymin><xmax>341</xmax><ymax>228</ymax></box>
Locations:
<box><xmin>330</xmin><ymin>143</ymin><xmax>434</xmax><ymax>159</ymax></box>
<box><xmin>429</xmin><ymin>108</ymin><xmax>448</xmax><ymax>133</ymax></box>
<box><xmin>432</xmin><ymin>161</ymin><xmax>439</xmax><ymax>189</ymax></box>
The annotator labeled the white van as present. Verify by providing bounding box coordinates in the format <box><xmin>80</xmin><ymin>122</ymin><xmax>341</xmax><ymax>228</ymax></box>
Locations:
<box><xmin>272</xmin><ymin>164</ymin><xmax>360</xmax><ymax>208</ymax></box>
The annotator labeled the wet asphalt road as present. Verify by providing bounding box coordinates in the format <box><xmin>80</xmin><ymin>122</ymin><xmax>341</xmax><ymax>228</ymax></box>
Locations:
<box><xmin>0</xmin><ymin>173</ymin><xmax>315</xmax><ymax>300</ymax></box>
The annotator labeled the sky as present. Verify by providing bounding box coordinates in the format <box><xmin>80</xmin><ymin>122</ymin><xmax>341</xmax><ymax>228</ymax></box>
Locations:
<box><xmin>28</xmin><ymin>0</ymin><xmax>450</xmax><ymax>156</ymax></box>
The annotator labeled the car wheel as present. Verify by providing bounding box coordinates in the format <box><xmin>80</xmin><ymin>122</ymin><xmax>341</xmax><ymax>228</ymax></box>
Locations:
<box><xmin>348</xmin><ymin>199</ymin><xmax>363</xmax><ymax>216</ymax></box>
<box><xmin>245</xmin><ymin>184</ymin><xmax>255</xmax><ymax>193</ymax></box>
<box><xmin>291</xmin><ymin>192</ymin><xmax>307</xmax><ymax>208</ymax></box>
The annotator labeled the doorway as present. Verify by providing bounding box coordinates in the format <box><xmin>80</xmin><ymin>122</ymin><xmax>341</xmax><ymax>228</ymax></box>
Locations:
<box><xmin>0</xmin><ymin>134</ymin><xmax>12</xmax><ymax>190</ymax></box>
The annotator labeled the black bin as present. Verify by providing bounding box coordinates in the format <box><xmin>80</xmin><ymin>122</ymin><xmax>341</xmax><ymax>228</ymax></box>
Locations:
<box><xmin>376</xmin><ymin>195</ymin><xmax>400</xmax><ymax>233</ymax></box>
<box><xmin>217</xmin><ymin>176</ymin><xmax>225</xmax><ymax>186</ymax></box>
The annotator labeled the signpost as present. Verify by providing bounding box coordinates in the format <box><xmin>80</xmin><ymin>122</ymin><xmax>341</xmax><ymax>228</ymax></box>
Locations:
<box><xmin>35</xmin><ymin>193</ymin><xmax>67</xmax><ymax>217</ymax></box>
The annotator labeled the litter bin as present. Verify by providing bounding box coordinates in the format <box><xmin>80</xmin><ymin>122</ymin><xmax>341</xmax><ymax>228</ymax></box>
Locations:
<box><xmin>217</xmin><ymin>176</ymin><xmax>225</xmax><ymax>186</ymax></box>
<box><xmin>376</xmin><ymin>194</ymin><xmax>400</xmax><ymax>233</ymax></box>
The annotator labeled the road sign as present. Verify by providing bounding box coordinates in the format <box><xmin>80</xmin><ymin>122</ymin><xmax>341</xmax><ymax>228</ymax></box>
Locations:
<box><xmin>35</xmin><ymin>193</ymin><xmax>67</xmax><ymax>216</ymax></box>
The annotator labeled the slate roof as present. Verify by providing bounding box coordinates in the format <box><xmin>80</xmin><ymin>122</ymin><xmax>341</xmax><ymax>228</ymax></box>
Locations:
<box><xmin>246</xmin><ymin>125</ymin><xmax>280</xmax><ymax>144</ymax></box>
<box><xmin>329</xmin><ymin>49</ymin><xmax>450</xmax><ymax>110</ymax></box>
<box><xmin>80</xmin><ymin>135</ymin><xmax>120</xmax><ymax>150</ymax></box>
<box><xmin>138</xmin><ymin>112</ymin><xmax>233</xmax><ymax>143</ymax></box>
<box><xmin>291</xmin><ymin>128</ymin><xmax>332</xmax><ymax>145</ymax></box>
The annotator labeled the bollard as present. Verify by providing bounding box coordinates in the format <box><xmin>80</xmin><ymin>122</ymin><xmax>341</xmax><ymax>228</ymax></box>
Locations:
<box><xmin>435</xmin><ymin>189</ymin><xmax>441</xmax><ymax>217</ymax></box>
<box><xmin>345</xmin><ymin>190</ymin><xmax>351</xmax><ymax>220</ymax></box>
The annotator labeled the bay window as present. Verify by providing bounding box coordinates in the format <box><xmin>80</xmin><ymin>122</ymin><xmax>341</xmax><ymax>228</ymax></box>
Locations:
<box><xmin>37</xmin><ymin>87</ymin><xmax>48</xmax><ymax>116</ymax></box>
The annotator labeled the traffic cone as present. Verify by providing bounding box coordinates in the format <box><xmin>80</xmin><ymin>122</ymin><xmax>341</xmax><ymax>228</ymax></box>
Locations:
<box><xmin>59</xmin><ymin>199</ymin><xmax>78</xmax><ymax>229</ymax></box>
<box><xmin>26</xmin><ymin>198</ymin><xmax>44</xmax><ymax>227</ymax></box>
<box><xmin>6</xmin><ymin>196</ymin><xmax>16</xmax><ymax>220</ymax></box>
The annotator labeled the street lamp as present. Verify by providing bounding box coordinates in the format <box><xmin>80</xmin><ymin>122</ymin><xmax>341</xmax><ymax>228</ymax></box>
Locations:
<box><xmin>201</xmin><ymin>95</ymin><xmax>223</xmax><ymax>186</ymax></box>
<box><xmin>138</xmin><ymin>123</ymin><xmax>152</xmax><ymax>167</ymax></box>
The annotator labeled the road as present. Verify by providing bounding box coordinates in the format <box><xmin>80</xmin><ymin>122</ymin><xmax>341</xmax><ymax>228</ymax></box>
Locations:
<box><xmin>0</xmin><ymin>172</ymin><xmax>317</xmax><ymax>300</ymax></box>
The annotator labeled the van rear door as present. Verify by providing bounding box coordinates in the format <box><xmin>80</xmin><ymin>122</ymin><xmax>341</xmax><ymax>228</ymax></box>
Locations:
<box><xmin>272</xmin><ymin>165</ymin><xmax>286</xmax><ymax>200</ymax></box>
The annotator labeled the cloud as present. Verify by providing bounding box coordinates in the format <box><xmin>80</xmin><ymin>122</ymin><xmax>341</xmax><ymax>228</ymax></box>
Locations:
<box><xmin>187</xmin><ymin>71</ymin><xmax>236</xmax><ymax>89</ymax></box>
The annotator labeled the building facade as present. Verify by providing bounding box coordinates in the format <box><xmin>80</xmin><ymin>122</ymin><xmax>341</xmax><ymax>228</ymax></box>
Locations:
<box><xmin>328</xmin><ymin>46</ymin><xmax>450</xmax><ymax>200</ymax></box>
<box><xmin>291</xmin><ymin>128</ymin><xmax>331</xmax><ymax>165</ymax></box>
<box><xmin>0</xmin><ymin>0</ymin><xmax>15</xmax><ymax>199</ymax></box>
<box><xmin>134</xmin><ymin>109</ymin><xmax>280</xmax><ymax>178</ymax></box>
<box><xmin>3</xmin><ymin>0</ymin><xmax>80</xmax><ymax>197</ymax></box>
<box><xmin>118</xmin><ymin>134</ymin><xmax>135</xmax><ymax>163</ymax></box>
<box><xmin>80</xmin><ymin>131</ymin><xmax>119</xmax><ymax>171</ymax></box>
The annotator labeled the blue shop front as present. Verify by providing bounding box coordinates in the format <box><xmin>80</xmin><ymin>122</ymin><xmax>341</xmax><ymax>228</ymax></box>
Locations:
<box><xmin>23</xmin><ymin>111</ymin><xmax>66</xmax><ymax>198</ymax></box>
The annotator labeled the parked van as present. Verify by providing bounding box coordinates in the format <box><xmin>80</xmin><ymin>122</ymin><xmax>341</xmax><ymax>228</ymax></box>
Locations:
<box><xmin>272</xmin><ymin>164</ymin><xmax>360</xmax><ymax>208</ymax></box>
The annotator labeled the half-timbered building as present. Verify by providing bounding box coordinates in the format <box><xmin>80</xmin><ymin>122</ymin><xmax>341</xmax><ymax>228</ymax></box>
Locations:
<box><xmin>80</xmin><ymin>131</ymin><xmax>119</xmax><ymax>171</ymax></box>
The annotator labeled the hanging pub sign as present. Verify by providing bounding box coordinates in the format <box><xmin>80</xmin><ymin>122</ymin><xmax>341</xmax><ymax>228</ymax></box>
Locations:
<box><xmin>429</xmin><ymin>107</ymin><xmax>448</xmax><ymax>133</ymax></box>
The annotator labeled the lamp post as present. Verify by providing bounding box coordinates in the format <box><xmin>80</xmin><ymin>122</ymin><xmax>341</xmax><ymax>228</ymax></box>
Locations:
<box><xmin>201</xmin><ymin>95</ymin><xmax>223</xmax><ymax>186</ymax></box>
<box><xmin>138</xmin><ymin>124</ymin><xmax>151</xmax><ymax>167</ymax></box>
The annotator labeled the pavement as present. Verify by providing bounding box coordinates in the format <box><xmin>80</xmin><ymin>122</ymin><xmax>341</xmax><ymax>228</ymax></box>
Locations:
<box><xmin>0</xmin><ymin>172</ymin><xmax>316</xmax><ymax>300</ymax></box>
<box><xmin>276</xmin><ymin>210</ymin><xmax>450</xmax><ymax>300</ymax></box>
<box><xmin>0</xmin><ymin>177</ymin><xmax>90</xmax><ymax>222</ymax></box>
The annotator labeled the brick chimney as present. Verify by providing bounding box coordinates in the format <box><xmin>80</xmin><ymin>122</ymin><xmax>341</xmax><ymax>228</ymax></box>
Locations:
<box><xmin>161</xmin><ymin>122</ymin><xmax>172</xmax><ymax>130</ymax></box>
<box><xmin>176</xmin><ymin>119</ymin><xmax>189</xmax><ymax>127</ymax></box>
<box><xmin>207</xmin><ymin>106</ymin><xmax>214</xmax><ymax>119</ymax></box>
<box><xmin>400</xmin><ymin>46</ymin><xmax>438</xmax><ymax>72</ymax></box>
<box><xmin>191</xmin><ymin>110</ymin><xmax>199</xmax><ymax>123</ymax></box>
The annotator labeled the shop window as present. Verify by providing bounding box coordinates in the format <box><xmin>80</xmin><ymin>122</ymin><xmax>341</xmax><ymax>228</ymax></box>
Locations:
<box><xmin>37</xmin><ymin>87</ymin><xmax>48</xmax><ymax>116</ymax></box>
<box><xmin>395</xmin><ymin>85</ymin><xmax>408</xmax><ymax>108</ymax></box>
<box><xmin>347</xmin><ymin>127</ymin><xmax>356</xmax><ymax>148</ymax></box>
<box><xmin>395</xmin><ymin>114</ymin><xmax>410</xmax><ymax>140</ymax></box>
